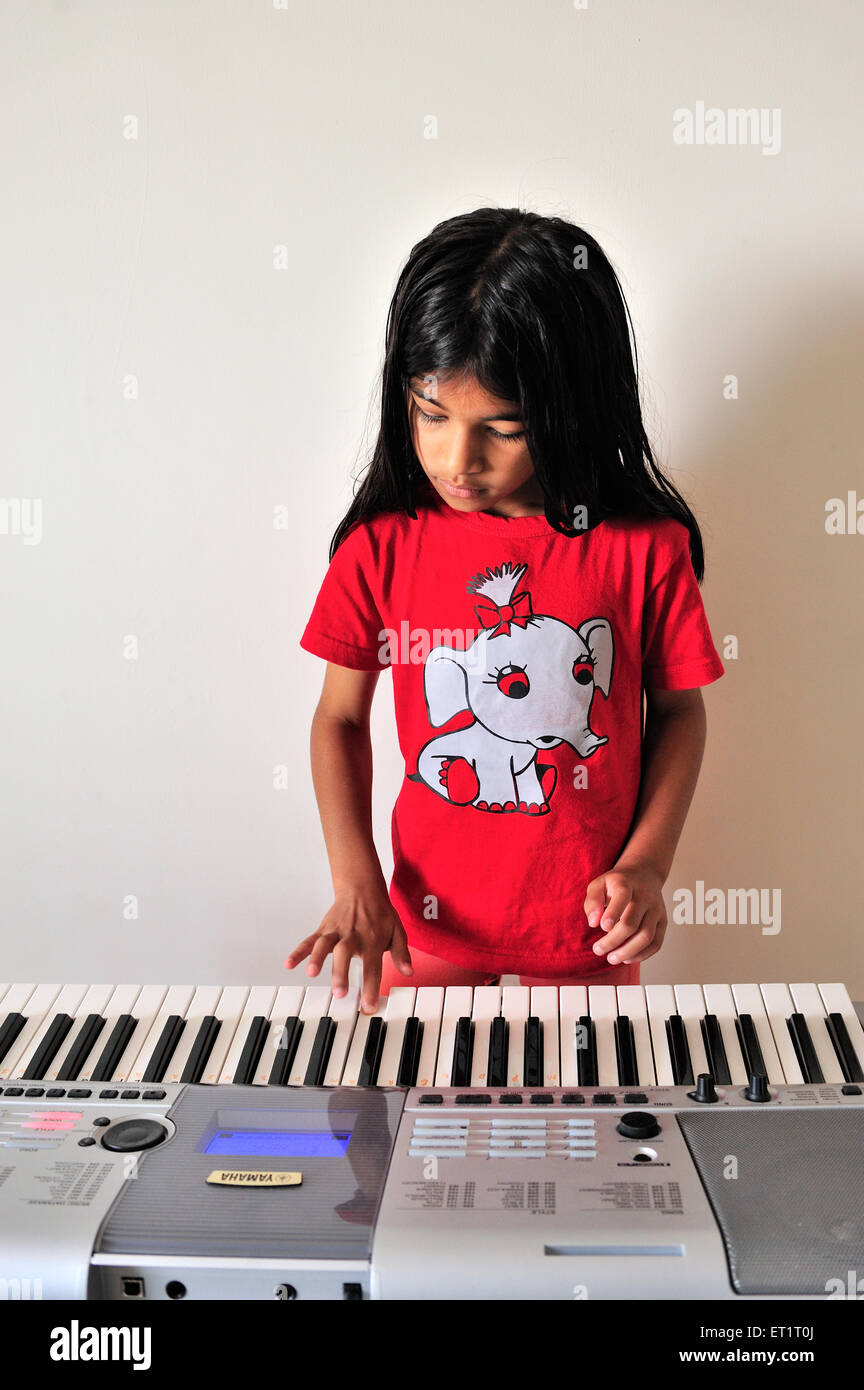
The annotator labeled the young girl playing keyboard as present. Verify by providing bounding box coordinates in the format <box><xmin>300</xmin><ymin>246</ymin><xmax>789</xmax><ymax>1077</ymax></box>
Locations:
<box><xmin>288</xmin><ymin>207</ymin><xmax>724</xmax><ymax>1014</ymax></box>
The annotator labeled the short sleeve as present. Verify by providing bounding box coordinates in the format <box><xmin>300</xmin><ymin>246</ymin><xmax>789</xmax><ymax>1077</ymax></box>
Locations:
<box><xmin>642</xmin><ymin>524</ymin><xmax>725</xmax><ymax>690</ymax></box>
<box><xmin>299</xmin><ymin>523</ymin><xmax>389</xmax><ymax>671</ymax></box>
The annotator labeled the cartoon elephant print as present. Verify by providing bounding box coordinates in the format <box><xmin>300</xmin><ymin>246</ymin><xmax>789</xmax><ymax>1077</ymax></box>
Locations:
<box><xmin>408</xmin><ymin>561</ymin><xmax>614</xmax><ymax>815</ymax></box>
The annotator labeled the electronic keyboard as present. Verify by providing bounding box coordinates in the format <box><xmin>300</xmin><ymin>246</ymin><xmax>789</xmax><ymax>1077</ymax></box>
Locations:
<box><xmin>1</xmin><ymin>981</ymin><xmax>863</xmax><ymax>1302</ymax></box>
<box><xmin>1</xmin><ymin>980</ymin><xmax>862</xmax><ymax>1090</ymax></box>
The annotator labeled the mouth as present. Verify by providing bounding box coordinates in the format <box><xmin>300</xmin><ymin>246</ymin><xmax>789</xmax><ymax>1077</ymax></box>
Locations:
<box><xmin>438</xmin><ymin>479</ymin><xmax>485</xmax><ymax>499</ymax></box>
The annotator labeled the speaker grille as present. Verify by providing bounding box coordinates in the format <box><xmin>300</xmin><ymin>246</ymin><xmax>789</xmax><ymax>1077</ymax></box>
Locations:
<box><xmin>678</xmin><ymin>1107</ymin><xmax>864</xmax><ymax>1295</ymax></box>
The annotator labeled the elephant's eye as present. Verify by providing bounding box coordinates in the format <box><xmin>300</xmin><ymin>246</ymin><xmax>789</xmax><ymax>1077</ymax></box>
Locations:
<box><xmin>496</xmin><ymin>665</ymin><xmax>530</xmax><ymax>699</ymax></box>
<box><xmin>573</xmin><ymin>659</ymin><xmax>594</xmax><ymax>686</ymax></box>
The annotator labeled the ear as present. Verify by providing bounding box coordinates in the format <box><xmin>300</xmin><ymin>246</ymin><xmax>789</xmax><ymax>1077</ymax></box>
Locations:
<box><xmin>577</xmin><ymin>618</ymin><xmax>614</xmax><ymax>696</ymax></box>
<box><xmin>424</xmin><ymin>646</ymin><xmax>470</xmax><ymax>726</ymax></box>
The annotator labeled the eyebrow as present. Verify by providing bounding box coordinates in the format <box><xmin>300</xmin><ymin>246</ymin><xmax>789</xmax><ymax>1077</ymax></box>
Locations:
<box><xmin>408</xmin><ymin>385</ymin><xmax>523</xmax><ymax>423</ymax></box>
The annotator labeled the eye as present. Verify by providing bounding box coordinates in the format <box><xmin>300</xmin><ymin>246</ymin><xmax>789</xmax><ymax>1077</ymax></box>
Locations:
<box><xmin>572</xmin><ymin>659</ymin><xmax>594</xmax><ymax>686</ymax></box>
<box><xmin>496</xmin><ymin>665</ymin><xmax>530</xmax><ymax>699</ymax></box>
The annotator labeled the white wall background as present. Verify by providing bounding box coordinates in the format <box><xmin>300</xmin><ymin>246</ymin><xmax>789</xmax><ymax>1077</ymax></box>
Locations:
<box><xmin>1</xmin><ymin>0</ymin><xmax>862</xmax><ymax>996</ymax></box>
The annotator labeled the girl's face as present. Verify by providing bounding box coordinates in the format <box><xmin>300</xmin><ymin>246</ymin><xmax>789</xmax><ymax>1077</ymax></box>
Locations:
<box><xmin>407</xmin><ymin>372</ymin><xmax>544</xmax><ymax>517</ymax></box>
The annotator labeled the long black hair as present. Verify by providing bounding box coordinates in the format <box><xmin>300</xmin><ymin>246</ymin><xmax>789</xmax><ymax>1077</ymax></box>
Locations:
<box><xmin>330</xmin><ymin>207</ymin><xmax>707</xmax><ymax>580</ymax></box>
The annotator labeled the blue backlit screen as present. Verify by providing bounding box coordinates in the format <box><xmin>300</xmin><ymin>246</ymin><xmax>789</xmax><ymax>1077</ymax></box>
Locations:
<box><xmin>203</xmin><ymin>1129</ymin><xmax>352</xmax><ymax>1158</ymax></box>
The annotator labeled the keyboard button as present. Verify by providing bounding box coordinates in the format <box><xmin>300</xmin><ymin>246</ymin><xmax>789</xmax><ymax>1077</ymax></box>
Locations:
<box><xmin>24</xmin><ymin>1087</ymin><xmax>45</xmax><ymax>1097</ymax></box>
<box><xmin>530</xmin><ymin>1093</ymin><xmax>553</xmax><ymax>1104</ymax></box>
<box><xmin>418</xmin><ymin>1094</ymin><xmax>443</xmax><ymax>1104</ymax></box>
<box><xmin>561</xmin><ymin>1093</ymin><xmax>585</xmax><ymax>1104</ymax></box>
<box><xmin>4</xmin><ymin>1086</ymin><xmax>23</xmax><ymax>1096</ymax></box>
<box><xmin>841</xmin><ymin>1084</ymin><xmax>862</xmax><ymax>1095</ymax></box>
<box><xmin>455</xmin><ymin>1093</ymin><xmax>490</xmax><ymax>1104</ymax></box>
<box><xmin>121</xmin><ymin>1089</ymin><xmax>140</xmax><ymax>1099</ymax></box>
<box><xmin>592</xmin><ymin>1092</ymin><xmax>615</xmax><ymax>1104</ymax></box>
<box><xmin>99</xmin><ymin>1089</ymin><xmax>119</xmax><ymax>1099</ymax></box>
<box><xmin>623</xmin><ymin>1092</ymin><xmax>648</xmax><ymax>1104</ymax></box>
<box><xmin>46</xmin><ymin>1087</ymin><xmax>65</xmax><ymax>1097</ymax></box>
<box><xmin>67</xmin><ymin>1088</ymin><xmax>91</xmax><ymax>1098</ymax></box>
<box><xmin>142</xmin><ymin>1089</ymin><xmax>166</xmax><ymax>1100</ymax></box>
<box><xmin>498</xmin><ymin>1093</ymin><xmax>523</xmax><ymax>1104</ymax></box>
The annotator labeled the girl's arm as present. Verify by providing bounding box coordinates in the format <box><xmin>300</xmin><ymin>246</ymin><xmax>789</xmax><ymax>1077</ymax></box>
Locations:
<box><xmin>285</xmin><ymin>662</ymin><xmax>413</xmax><ymax>1011</ymax></box>
<box><xmin>585</xmin><ymin>688</ymin><xmax>708</xmax><ymax>965</ymax></box>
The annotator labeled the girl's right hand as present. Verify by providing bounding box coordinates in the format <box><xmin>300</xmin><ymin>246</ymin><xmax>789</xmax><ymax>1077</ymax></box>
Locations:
<box><xmin>284</xmin><ymin>884</ymin><xmax>413</xmax><ymax>1014</ymax></box>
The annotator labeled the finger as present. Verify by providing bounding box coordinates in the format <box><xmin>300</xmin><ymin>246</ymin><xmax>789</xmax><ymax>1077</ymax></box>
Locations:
<box><xmin>583</xmin><ymin>877</ymin><xmax>607</xmax><ymax>928</ymax></box>
<box><xmin>284</xmin><ymin>935</ymin><xmax>318</xmax><ymax>969</ymax></box>
<box><xmin>360</xmin><ymin>950</ymin><xmax>383</xmax><ymax>1014</ymax></box>
<box><xmin>609</xmin><ymin>918</ymin><xmax>666</xmax><ymax>964</ymax></box>
<box><xmin>389</xmin><ymin>926</ymin><xmax>414</xmax><ymax>976</ymax></box>
<box><xmin>307</xmin><ymin>932</ymin><xmax>340</xmax><ymax>974</ymax></box>
<box><xmin>330</xmin><ymin>939</ymin><xmax>356</xmax><ymax>997</ymax></box>
<box><xmin>592</xmin><ymin>919</ymin><xmax>642</xmax><ymax>957</ymax></box>
<box><xmin>598</xmin><ymin>883</ymin><xmax>634</xmax><ymax>932</ymax></box>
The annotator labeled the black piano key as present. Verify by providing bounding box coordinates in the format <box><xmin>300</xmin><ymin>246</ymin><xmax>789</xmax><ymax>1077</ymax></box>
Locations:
<box><xmin>181</xmin><ymin>1015</ymin><xmax>224</xmax><ymax>1084</ymax></box>
<box><xmin>613</xmin><ymin>1015</ymin><xmax>638</xmax><ymax>1086</ymax></box>
<box><xmin>665</xmin><ymin>1014</ymin><xmax>694</xmax><ymax>1086</ymax></box>
<box><xmin>357</xmin><ymin>1017</ymin><xmax>386</xmax><ymax>1085</ymax></box>
<box><xmin>735</xmin><ymin>1013</ymin><xmax>767</xmax><ymax>1078</ymax></box>
<box><xmin>56</xmin><ymin>1013</ymin><xmax>107</xmax><ymax>1081</ymax></box>
<box><xmin>576</xmin><ymin>1015</ymin><xmax>598</xmax><ymax>1086</ymax></box>
<box><xmin>487</xmin><ymin>1016</ymin><xmax>509</xmax><ymax>1087</ymax></box>
<box><xmin>266</xmin><ymin>1017</ymin><xmax>302</xmax><ymax>1086</ymax></box>
<box><xmin>700</xmin><ymin>1013</ymin><xmax>732</xmax><ymax>1086</ymax></box>
<box><xmin>396</xmin><ymin>1017</ymin><xmax>424</xmax><ymax>1087</ymax></box>
<box><xmin>91</xmin><ymin>1015</ymin><xmax>138</xmax><ymax>1082</ymax></box>
<box><xmin>825</xmin><ymin>1012</ymin><xmax>864</xmax><ymax>1083</ymax></box>
<box><xmin>0</xmin><ymin>1013</ymin><xmax>27</xmax><ymax>1066</ymax></box>
<box><xmin>141</xmin><ymin>1015</ymin><xmax>187</xmax><ymax>1084</ymax></box>
<box><xmin>451</xmin><ymin>1017</ymin><xmax>474</xmax><ymax>1087</ymax></box>
<box><xmin>22</xmin><ymin>1014</ymin><xmax>75</xmax><ymax>1080</ymax></box>
<box><xmin>303</xmin><ymin>1017</ymin><xmax>337</xmax><ymax>1086</ymax></box>
<box><xmin>523</xmin><ymin>1016</ymin><xmax>543</xmax><ymax>1087</ymax></box>
<box><xmin>231</xmin><ymin>1015</ymin><xmax>272</xmax><ymax>1085</ymax></box>
<box><xmin>787</xmin><ymin>1013</ymin><xmax>824</xmax><ymax>1085</ymax></box>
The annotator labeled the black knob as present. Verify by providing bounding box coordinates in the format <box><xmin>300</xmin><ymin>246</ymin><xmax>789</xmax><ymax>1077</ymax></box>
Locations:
<box><xmin>616</xmin><ymin>1110</ymin><xmax>660</xmax><ymax>1139</ymax></box>
<box><xmin>745</xmin><ymin>1072</ymin><xmax>771</xmax><ymax>1103</ymax></box>
<box><xmin>688</xmin><ymin>1073</ymin><xmax>719</xmax><ymax>1104</ymax></box>
<box><xmin>100</xmin><ymin>1118</ymin><xmax>169</xmax><ymax>1152</ymax></box>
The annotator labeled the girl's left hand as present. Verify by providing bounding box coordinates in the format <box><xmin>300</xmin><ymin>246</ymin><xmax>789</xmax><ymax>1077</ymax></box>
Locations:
<box><xmin>583</xmin><ymin>860</ymin><xmax>668</xmax><ymax>965</ymax></box>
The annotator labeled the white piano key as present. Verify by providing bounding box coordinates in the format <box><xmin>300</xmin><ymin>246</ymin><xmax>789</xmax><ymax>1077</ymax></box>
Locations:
<box><xmin>470</xmin><ymin>986</ymin><xmax>502</xmax><ymax>1087</ymax></box>
<box><xmin>616</xmin><ymin>985</ymin><xmax>656</xmax><ymax>1085</ymax></box>
<box><xmin>413</xmin><ymin>987</ymin><xmax>444</xmax><ymax>1087</ymax></box>
<box><xmin>673</xmin><ymin>984</ymin><xmax>711</xmax><ymax>1082</ymax></box>
<box><xmin>702</xmin><ymin>983</ymin><xmax>749</xmax><ymax>1085</ymax></box>
<box><xmin>323</xmin><ymin>987</ymin><xmax>361</xmax><ymax>1085</ymax></box>
<box><xmin>198</xmin><ymin>986</ymin><xmax>250</xmax><ymax>1085</ymax></box>
<box><xmin>5</xmin><ymin>985</ymin><xmax>80</xmax><ymax>1080</ymax></box>
<box><xmin>559</xmin><ymin>986</ymin><xmax>588</xmax><ymax>1087</ymax></box>
<box><xmin>818</xmin><ymin>982</ymin><xmax>864</xmax><ymax>1076</ymax></box>
<box><xmin>434</xmin><ymin>986</ymin><xmax>474</xmax><ymax>1087</ymax></box>
<box><xmin>46</xmin><ymin>984</ymin><xmax>115</xmax><ymax>1081</ymax></box>
<box><xmin>0</xmin><ymin>984</ymin><xmax>56</xmax><ymax>1077</ymax></box>
<box><xmin>376</xmin><ymin>988</ymin><xmax>417</xmax><ymax>1087</ymax></box>
<box><xmin>110</xmin><ymin>986</ymin><xmax>171</xmax><ymax>1082</ymax></box>
<box><xmin>128</xmin><ymin>985</ymin><xmax>197</xmax><ymax>1084</ymax></box>
<box><xmin>164</xmin><ymin>985</ymin><xmax>224</xmax><ymax>1085</ymax></box>
<box><xmin>340</xmin><ymin>997</ymin><xmax>387</xmax><ymax>1085</ymax></box>
<box><xmin>255</xmin><ymin>986</ymin><xmax>307</xmax><ymax>1085</ymax></box>
<box><xmin>644</xmin><ymin>984</ymin><xmax>677</xmax><ymax>1087</ymax></box>
<box><xmin>502</xmin><ymin>985</ymin><xmax>529</xmax><ymax>1086</ymax></box>
<box><xmin>731</xmin><ymin>984</ymin><xmax>785</xmax><ymax>1085</ymax></box>
<box><xmin>218</xmin><ymin>986</ymin><xmax>278</xmax><ymax>1084</ymax></box>
<box><xmin>288</xmin><ymin>986</ymin><xmax>332</xmax><ymax>1085</ymax></box>
<box><xmin>531</xmin><ymin>986</ymin><xmax>560</xmax><ymax>1086</ymax></box>
<box><xmin>76</xmin><ymin>985</ymin><xmax>143</xmax><ymax>1082</ymax></box>
<box><xmin>587</xmin><ymin>985</ymin><xmax>618</xmax><ymax>1086</ymax></box>
<box><xmin>789</xmin><ymin>983</ymin><xmax>844</xmax><ymax>1084</ymax></box>
<box><xmin>758</xmin><ymin>984</ymin><xmax>805</xmax><ymax>1084</ymax></box>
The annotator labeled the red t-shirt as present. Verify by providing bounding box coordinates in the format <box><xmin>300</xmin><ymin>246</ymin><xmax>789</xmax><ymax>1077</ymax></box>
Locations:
<box><xmin>299</xmin><ymin>481</ymin><xmax>725</xmax><ymax>976</ymax></box>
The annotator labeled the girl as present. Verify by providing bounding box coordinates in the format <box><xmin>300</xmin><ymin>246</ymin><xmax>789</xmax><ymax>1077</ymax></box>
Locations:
<box><xmin>288</xmin><ymin>207</ymin><xmax>724</xmax><ymax>1014</ymax></box>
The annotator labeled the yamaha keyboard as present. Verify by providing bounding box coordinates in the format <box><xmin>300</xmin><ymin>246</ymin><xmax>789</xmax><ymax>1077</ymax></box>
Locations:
<box><xmin>1</xmin><ymin>980</ymin><xmax>863</xmax><ymax>1301</ymax></box>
